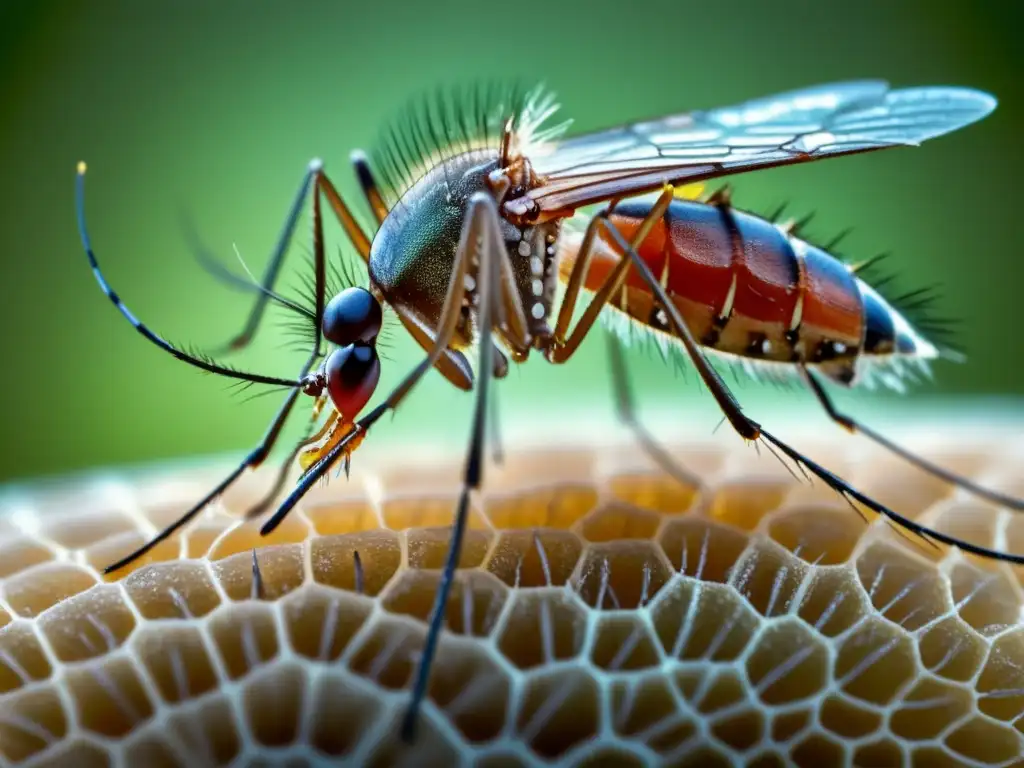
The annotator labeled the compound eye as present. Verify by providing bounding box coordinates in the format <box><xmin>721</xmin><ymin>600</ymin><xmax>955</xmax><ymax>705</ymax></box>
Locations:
<box><xmin>324</xmin><ymin>343</ymin><xmax>380</xmax><ymax>421</ymax></box>
<box><xmin>322</xmin><ymin>287</ymin><xmax>383</xmax><ymax>345</ymax></box>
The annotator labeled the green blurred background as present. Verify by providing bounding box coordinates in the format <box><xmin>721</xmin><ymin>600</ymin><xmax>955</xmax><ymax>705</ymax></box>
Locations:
<box><xmin>1</xmin><ymin>0</ymin><xmax>1022</xmax><ymax>484</ymax></box>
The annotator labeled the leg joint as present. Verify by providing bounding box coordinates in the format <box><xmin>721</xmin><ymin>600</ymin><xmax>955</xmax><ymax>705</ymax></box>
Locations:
<box><xmin>737</xmin><ymin>418</ymin><xmax>761</xmax><ymax>442</ymax></box>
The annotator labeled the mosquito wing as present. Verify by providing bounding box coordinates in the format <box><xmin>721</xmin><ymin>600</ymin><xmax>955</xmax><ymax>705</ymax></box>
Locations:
<box><xmin>523</xmin><ymin>81</ymin><xmax>996</xmax><ymax>217</ymax></box>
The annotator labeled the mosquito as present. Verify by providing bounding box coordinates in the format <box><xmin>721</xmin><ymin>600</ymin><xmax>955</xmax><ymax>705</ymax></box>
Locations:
<box><xmin>75</xmin><ymin>80</ymin><xmax>1024</xmax><ymax>740</ymax></box>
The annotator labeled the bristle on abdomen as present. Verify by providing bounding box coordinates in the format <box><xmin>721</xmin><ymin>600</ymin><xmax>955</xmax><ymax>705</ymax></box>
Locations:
<box><xmin>851</xmin><ymin>278</ymin><xmax>943</xmax><ymax>391</ymax></box>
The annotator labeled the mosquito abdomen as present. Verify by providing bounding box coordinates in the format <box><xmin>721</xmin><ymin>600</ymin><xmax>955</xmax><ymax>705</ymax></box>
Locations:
<box><xmin>560</xmin><ymin>198</ymin><xmax>937</xmax><ymax>385</ymax></box>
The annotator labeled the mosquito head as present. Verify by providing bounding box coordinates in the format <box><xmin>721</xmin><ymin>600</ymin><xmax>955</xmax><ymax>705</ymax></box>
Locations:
<box><xmin>318</xmin><ymin>286</ymin><xmax>384</xmax><ymax>421</ymax></box>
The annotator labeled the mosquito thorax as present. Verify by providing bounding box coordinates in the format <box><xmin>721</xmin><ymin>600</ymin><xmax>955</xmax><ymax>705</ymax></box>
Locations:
<box><xmin>369</xmin><ymin>149</ymin><xmax>562</xmax><ymax>356</ymax></box>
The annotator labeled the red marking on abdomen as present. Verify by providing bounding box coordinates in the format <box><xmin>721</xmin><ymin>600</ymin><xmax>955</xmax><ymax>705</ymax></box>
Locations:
<box><xmin>727</xmin><ymin>211</ymin><xmax>800</xmax><ymax>329</ymax></box>
<box><xmin>566</xmin><ymin>202</ymin><xmax>733</xmax><ymax>342</ymax></box>
<box><xmin>560</xmin><ymin>199</ymin><xmax>865</xmax><ymax>366</ymax></box>
<box><xmin>799</xmin><ymin>244</ymin><xmax>863</xmax><ymax>348</ymax></box>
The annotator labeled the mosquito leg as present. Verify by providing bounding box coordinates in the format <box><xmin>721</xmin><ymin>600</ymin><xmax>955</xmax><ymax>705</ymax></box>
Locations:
<box><xmin>215</xmin><ymin>160</ymin><xmax>321</xmax><ymax>352</ymax></box>
<box><xmin>548</xmin><ymin>188</ymin><xmax>702</xmax><ymax>485</ymax></box>
<box><xmin>213</xmin><ymin>161</ymin><xmax>371</xmax><ymax>352</ymax></box>
<box><xmin>103</xmin><ymin>167</ymin><xmax>329</xmax><ymax>573</ymax></box>
<box><xmin>240</xmin><ymin>402</ymin><xmax>340</xmax><ymax>522</ymax></box>
<box><xmin>605</xmin><ymin>330</ymin><xmax>703</xmax><ymax>489</ymax></box>
<box><xmin>393</xmin><ymin>311</ymin><xmax>476</xmax><ymax>392</ymax></box>
<box><xmin>350</xmin><ymin>150</ymin><xmax>389</xmax><ymax>224</ymax></box>
<box><xmin>596</xmin><ymin>222</ymin><xmax>1024</xmax><ymax>565</ymax></box>
<box><xmin>75</xmin><ymin>163</ymin><xmax>302</xmax><ymax>388</ymax></box>
<box><xmin>587</xmin><ymin>218</ymin><xmax>756</xmax><ymax>440</ymax></box>
<box><xmin>240</xmin><ymin>427</ymin><xmax>319</xmax><ymax>521</ymax></box>
<box><xmin>802</xmin><ymin>366</ymin><xmax>1024</xmax><ymax>510</ymax></box>
<box><xmin>550</xmin><ymin>207</ymin><xmax>613</xmax><ymax>343</ymax></box>
<box><xmin>400</xmin><ymin>194</ymin><xmax>509</xmax><ymax>743</ymax></box>
<box><xmin>547</xmin><ymin>186</ymin><xmax>675</xmax><ymax>364</ymax></box>
<box><xmin>316</xmin><ymin>171</ymin><xmax>373</xmax><ymax>260</ymax></box>
<box><xmin>103</xmin><ymin>361</ymin><xmax>317</xmax><ymax>573</ymax></box>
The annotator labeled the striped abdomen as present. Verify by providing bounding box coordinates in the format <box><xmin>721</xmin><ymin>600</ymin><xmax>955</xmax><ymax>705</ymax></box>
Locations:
<box><xmin>560</xmin><ymin>199</ymin><xmax>936</xmax><ymax>385</ymax></box>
